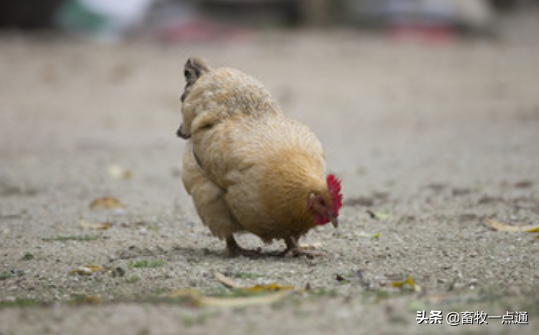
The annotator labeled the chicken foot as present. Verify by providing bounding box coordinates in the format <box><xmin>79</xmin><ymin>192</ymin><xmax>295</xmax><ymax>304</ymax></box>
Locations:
<box><xmin>226</xmin><ymin>236</ymin><xmax>260</xmax><ymax>258</ymax></box>
<box><xmin>282</xmin><ymin>237</ymin><xmax>324</xmax><ymax>259</ymax></box>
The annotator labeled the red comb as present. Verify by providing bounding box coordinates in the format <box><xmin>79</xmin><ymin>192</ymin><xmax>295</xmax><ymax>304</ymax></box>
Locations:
<box><xmin>326</xmin><ymin>174</ymin><xmax>343</xmax><ymax>213</ymax></box>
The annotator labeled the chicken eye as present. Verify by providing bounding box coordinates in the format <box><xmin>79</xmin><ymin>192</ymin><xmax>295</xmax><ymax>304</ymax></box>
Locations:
<box><xmin>319</xmin><ymin>199</ymin><xmax>326</xmax><ymax>206</ymax></box>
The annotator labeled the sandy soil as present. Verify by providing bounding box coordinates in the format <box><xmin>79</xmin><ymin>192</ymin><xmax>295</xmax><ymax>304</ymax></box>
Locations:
<box><xmin>1</xmin><ymin>18</ymin><xmax>539</xmax><ymax>335</ymax></box>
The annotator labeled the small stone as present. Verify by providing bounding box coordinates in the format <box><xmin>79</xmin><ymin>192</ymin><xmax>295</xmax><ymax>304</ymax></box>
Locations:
<box><xmin>112</xmin><ymin>267</ymin><xmax>126</xmax><ymax>277</ymax></box>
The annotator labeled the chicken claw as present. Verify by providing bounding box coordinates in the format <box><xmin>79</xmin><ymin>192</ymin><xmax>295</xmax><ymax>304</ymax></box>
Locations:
<box><xmin>226</xmin><ymin>236</ymin><xmax>261</xmax><ymax>258</ymax></box>
<box><xmin>281</xmin><ymin>237</ymin><xmax>324</xmax><ymax>259</ymax></box>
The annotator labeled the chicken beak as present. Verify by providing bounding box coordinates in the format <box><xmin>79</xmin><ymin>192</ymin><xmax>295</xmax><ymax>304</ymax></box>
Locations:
<box><xmin>177</xmin><ymin>124</ymin><xmax>191</xmax><ymax>139</ymax></box>
<box><xmin>331</xmin><ymin>216</ymin><xmax>339</xmax><ymax>228</ymax></box>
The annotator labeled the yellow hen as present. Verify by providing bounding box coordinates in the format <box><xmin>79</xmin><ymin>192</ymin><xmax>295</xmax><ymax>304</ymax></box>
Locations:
<box><xmin>177</xmin><ymin>58</ymin><xmax>342</xmax><ymax>257</ymax></box>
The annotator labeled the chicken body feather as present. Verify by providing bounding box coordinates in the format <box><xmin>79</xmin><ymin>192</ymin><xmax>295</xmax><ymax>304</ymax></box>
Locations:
<box><xmin>179</xmin><ymin>58</ymin><xmax>341</xmax><ymax>256</ymax></box>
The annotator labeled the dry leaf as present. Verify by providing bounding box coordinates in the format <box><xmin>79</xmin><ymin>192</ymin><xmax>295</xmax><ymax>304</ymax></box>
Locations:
<box><xmin>355</xmin><ymin>232</ymin><xmax>380</xmax><ymax>239</ymax></box>
<box><xmin>214</xmin><ymin>272</ymin><xmax>295</xmax><ymax>292</ymax></box>
<box><xmin>169</xmin><ymin>273</ymin><xmax>295</xmax><ymax>308</ymax></box>
<box><xmin>485</xmin><ymin>219</ymin><xmax>539</xmax><ymax>233</ymax></box>
<box><xmin>69</xmin><ymin>265</ymin><xmax>105</xmax><ymax>276</ymax></box>
<box><xmin>367</xmin><ymin>210</ymin><xmax>390</xmax><ymax>220</ymax></box>
<box><xmin>71</xmin><ymin>294</ymin><xmax>102</xmax><ymax>304</ymax></box>
<box><xmin>89</xmin><ymin>197</ymin><xmax>123</xmax><ymax>210</ymax></box>
<box><xmin>392</xmin><ymin>275</ymin><xmax>420</xmax><ymax>292</ymax></box>
<box><xmin>167</xmin><ymin>289</ymin><xmax>289</xmax><ymax>308</ymax></box>
<box><xmin>79</xmin><ymin>220</ymin><xmax>111</xmax><ymax>230</ymax></box>
<box><xmin>298</xmin><ymin>242</ymin><xmax>322</xmax><ymax>250</ymax></box>
<box><xmin>199</xmin><ymin>291</ymin><xmax>289</xmax><ymax>307</ymax></box>
<box><xmin>214</xmin><ymin>272</ymin><xmax>243</xmax><ymax>289</ymax></box>
<box><xmin>109</xmin><ymin>164</ymin><xmax>132</xmax><ymax>179</ymax></box>
<box><xmin>242</xmin><ymin>283</ymin><xmax>295</xmax><ymax>293</ymax></box>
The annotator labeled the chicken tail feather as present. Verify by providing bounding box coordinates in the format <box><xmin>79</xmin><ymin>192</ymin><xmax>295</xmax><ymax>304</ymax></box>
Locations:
<box><xmin>181</xmin><ymin>57</ymin><xmax>211</xmax><ymax>102</ymax></box>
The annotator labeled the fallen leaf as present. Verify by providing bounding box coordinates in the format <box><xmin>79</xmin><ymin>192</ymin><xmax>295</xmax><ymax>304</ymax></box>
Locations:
<box><xmin>200</xmin><ymin>291</ymin><xmax>289</xmax><ymax>307</ymax></box>
<box><xmin>366</xmin><ymin>210</ymin><xmax>390</xmax><ymax>220</ymax></box>
<box><xmin>167</xmin><ymin>289</ymin><xmax>289</xmax><ymax>308</ymax></box>
<box><xmin>70</xmin><ymin>293</ymin><xmax>102</xmax><ymax>304</ymax></box>
<box><xmin>89</xmin><ymin>197</ymin><xmax>123</xmax><ymax>210</ymax></box>
<box><xmin>392</xmin><ymin>275</ymin><xmax>420</xmax><ymax>292</ymax></box>
<box><xmin>355</xmin><ymin>232</ymin><xmax>380</xmax><ymax>239</ymax></box>
<box><xmin>485</xmin><ymin>219</ymin><xmax>539</xmax><ymax>233</ymax></box>
<box><xmin>241</xmin><ymin>283</ymin><xmax>295</xmax><ymax>293</ymax></box>
<box><xmin>298</xmin><ymin>242</ymin><xmax>322</xmax><ymax>250</ymax></box>
<box><xmin>69</xmin><ymin>265</ymin><xmax>105</xmax><ymax>276</ymax></box>
<box><xmin>79</xmin><ymin>220</ymin><xmax>111</xmax><ymax>230</ymax></box>
<box><xmin>109</xmin><ymin>164</ymin><xmax>132</xmax><ymax>179</ymax></box>
<box><xmin>214</xmin><ymin>272</ymin><xmax>295</xmax><ymax>292</ymax></box>
<box><xmin>214</xmin><ymin>272</ymin><xmax>243</xmax><ymax>289</ymax></box>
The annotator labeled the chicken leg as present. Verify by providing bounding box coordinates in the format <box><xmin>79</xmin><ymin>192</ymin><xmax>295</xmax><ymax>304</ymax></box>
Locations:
<box><xmin>282</xmin><ymin>236</ymin><xmax>323</xmax><ymax>259</ymax></box>
<box><xmin>226</xmin><ymin>236</ymin><xmax>260</xmax><ymax>258</ymax></box>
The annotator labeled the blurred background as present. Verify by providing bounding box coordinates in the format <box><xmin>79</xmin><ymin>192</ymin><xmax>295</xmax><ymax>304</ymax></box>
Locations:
<box><xmin>0</xmin><ymin>0</ymin><xmax>538</xmax><ymax>40</ymax></box>
<box><xmin>1</xmin><ymin>0</ymin><xmax>539</xmax><ymax>197</ymax></box>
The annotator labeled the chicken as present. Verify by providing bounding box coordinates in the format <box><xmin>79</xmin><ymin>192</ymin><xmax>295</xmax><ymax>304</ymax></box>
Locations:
<box><xmin>177</xmin><ymin>57</ymin><xmax>342</xmax><ymax>257</ymax></box>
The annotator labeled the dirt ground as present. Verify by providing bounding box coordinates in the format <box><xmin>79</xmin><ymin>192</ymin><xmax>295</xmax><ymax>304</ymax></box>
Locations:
<box><xmin>1</xmin><ymin>16</ymin><xmax>539</xmax><ymax>335</ymax></box>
